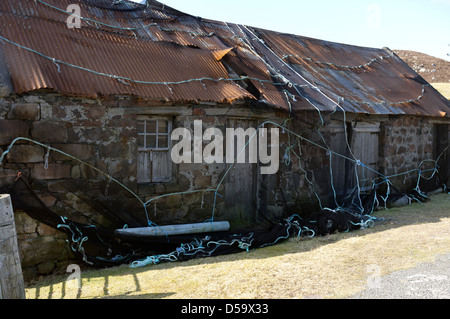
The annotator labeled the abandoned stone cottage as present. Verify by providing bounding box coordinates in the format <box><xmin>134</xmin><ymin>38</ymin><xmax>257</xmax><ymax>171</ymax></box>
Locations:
<box><xmin>0</xmin><ymin>0</ymin><xmax>449</xmax><ymax>279</ymax></box>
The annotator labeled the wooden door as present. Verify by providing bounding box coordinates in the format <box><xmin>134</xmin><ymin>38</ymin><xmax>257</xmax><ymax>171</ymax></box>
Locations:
<box><xmin>329</xmin><ymin>121</ymin><xmax>380</xmax><ymax>204</ymax></box>
<box><xmin>351</xmin><ymin>122</ymin><xmax>380</xmax><ymax>191</ymax></box>
<box><xmin>224</xmin><ymin>119</ymin><xmax>258</xmax><ymax>225</ymax></box>
<box><xmin>328</xmin><ymin>121</ymin><xmax>350</xmax><ymax>198</ymax></box>
<box><xmin>435</xmin><ymin>124</ymin><xmax>449</xmax><ymax>185</ymax></box>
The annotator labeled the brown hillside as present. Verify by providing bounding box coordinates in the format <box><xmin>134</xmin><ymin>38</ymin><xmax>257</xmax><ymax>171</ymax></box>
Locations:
<box><xmin>394</xmin><ymin>50</ymin><xmax>450</xmax><ymax>83</ymax></box>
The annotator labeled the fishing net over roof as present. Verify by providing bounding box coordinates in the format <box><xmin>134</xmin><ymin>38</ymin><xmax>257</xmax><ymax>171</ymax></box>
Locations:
<box><xmin>0</xmin><ymin>0</ymin><xmax>449</xmax><ymax>117</ymax></box>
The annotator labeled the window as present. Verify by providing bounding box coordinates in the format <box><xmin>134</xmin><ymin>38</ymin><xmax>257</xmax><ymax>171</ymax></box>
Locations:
<box><xmin>137</xmin><ymin>119</ymin><xmax>172</xmax><ymax>183</ymax></box>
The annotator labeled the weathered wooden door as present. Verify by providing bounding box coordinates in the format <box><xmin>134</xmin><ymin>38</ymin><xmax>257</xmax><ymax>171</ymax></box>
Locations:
<box><xmin>329</xmin><ymin>121</ymin><xmax>380</xmax><ymax>203</ymax></box>
<box><xmin>328</xmin><ymin>121</ymin><xmax>349</xmax><ymax>197</ymax></box>
<box><xmin>350</xmin><ymin>122</ymin><xmax>380</xmax><ymax>191</ymax></box>
<box><xmin>224</xmin><ymin>119</ymin><xmax>258</xmax><ymax>226</ymax></box>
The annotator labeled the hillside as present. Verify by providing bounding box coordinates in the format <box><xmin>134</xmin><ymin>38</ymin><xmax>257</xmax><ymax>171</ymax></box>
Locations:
<box><xmin>395</xmin><ymin>50</ymin><xmax>450</xmax><ymax>99</ymax></box>
<box><xmin>395</xmin><ymin>50</ymin><xmax>450</xmax><ymax>83</ymax></box>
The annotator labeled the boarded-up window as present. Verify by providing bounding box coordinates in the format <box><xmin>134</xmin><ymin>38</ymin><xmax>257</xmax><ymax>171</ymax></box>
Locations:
<box><xmin>137</xmin><ymin>119</ymin><xmax>172</xmax><ymax>184</ymax></box>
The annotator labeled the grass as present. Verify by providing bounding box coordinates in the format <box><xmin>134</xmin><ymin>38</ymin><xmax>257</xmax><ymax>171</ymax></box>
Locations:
<box><xmin>432</xmin><ymin>83</ymin><xmax>450</xmax><ymax>99</ymax></box>
<box><xmin>25</xmin><ymin>193</ymin><xmax>450</xmax><ymax>299</ymax></box>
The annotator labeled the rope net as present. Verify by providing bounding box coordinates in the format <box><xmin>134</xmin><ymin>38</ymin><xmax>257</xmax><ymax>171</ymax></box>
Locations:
<box><xmin>5</xmin><ymin>177</ymin><xmax>373</xmax><ymax>268</ymax></box>
<box><xmin>3</xmin><ymin>149</ymin><xmax>442</xmax><ymax>269</ymax></box>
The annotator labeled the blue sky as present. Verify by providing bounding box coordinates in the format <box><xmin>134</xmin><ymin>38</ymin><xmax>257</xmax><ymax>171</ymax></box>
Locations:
<box><xmin>131</xmin><ymin>0</ymin><xmax>450</xmax><ymax>61</ymax></box>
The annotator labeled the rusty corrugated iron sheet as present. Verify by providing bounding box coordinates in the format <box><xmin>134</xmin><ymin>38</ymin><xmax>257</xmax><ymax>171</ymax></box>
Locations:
<box><xmin>0</xmin><ymin>0</ymin><xmax>254</xmax><ymax>104</ymax></box>
<box><xmin>0</xmin><ymin>0</ymin><xmax>448</xmax><ymax>117</ymax></box>
<box><xmin>247</xmin><ymin>28</ymin><xmax>449</xmax><ymax>117</ymax></box>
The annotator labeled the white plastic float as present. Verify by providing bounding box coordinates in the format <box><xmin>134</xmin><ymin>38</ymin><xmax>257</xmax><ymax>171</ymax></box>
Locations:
<box><xmin>115</xmin><ymin>221</ymin><xmax>230</xmax><ymax>237</ymax></box>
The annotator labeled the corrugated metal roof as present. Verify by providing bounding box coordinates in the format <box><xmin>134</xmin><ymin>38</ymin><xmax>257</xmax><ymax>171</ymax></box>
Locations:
<box><xmin>0</xmin><ymin>0</ymin><xmax>254</xmax><ymax>103</ymax></box>
<box><xmin>247</xmin><ymin>28</ymin><xmax>449</xmax><ymax>117</ymax></box>
<box><xmin>0</xmin><ymin>0</ymin><xmax>448</xmax><ymax>117</ymax></box>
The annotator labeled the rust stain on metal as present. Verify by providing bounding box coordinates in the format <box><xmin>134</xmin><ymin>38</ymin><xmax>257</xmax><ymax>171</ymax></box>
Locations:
<box><xmin>0</xmin><ymin>0</ymin><xmax>448</xmax><ymax>117</ymax></box>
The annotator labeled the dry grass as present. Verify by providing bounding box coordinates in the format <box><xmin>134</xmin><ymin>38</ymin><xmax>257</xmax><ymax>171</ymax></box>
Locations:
<box><xmin>432</xmin><ymin>83</ymin><xmax>450</xmax><ymax>99</ymax></box>
<box><xmin>25</xmin><ymin>193</ymin><xmax>450</xmax><ymax>299</ymax></box>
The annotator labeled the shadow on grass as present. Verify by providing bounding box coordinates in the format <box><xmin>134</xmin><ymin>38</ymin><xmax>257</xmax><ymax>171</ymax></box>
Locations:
<box><xmin>95</xmin><ymin>292</ymin><xmax>175</xmax><ymax>299</ymax></box>
<box><xmin>26</xmin><ymin>193</ymin><xmax>450</xmax><ymax>299</ymax></box>
<box><xmin>27</xmin><ymin>270</ymin><xmax>176</xmax><ymax>299</ymax></box>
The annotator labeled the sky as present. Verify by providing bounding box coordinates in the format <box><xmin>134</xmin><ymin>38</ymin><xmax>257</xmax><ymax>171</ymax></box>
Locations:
<box><xmin>129</xmin><ymin>0</ymin><xmax>450</xmax><ymax>61</ymax></box>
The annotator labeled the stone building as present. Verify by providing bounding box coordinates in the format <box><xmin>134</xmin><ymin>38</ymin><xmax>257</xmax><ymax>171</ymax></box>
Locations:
<box><xmin>0</xmin><ymin>0</ymin><xmax>449</xmax><ymax>279</ymax></box>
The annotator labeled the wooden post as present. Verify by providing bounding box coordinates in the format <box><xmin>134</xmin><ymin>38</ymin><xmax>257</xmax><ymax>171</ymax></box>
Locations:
<box><xmin>0</xmin><ymin>194</ymin><xmax>25</xmax><ymax>299</ymax></box>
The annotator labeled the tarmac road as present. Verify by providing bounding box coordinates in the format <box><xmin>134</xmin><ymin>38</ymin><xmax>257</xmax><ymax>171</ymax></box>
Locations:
<box><xmin>350</xmin><ymin>253</ymin><xmax>450</xmax><ymax>299</ymax></box>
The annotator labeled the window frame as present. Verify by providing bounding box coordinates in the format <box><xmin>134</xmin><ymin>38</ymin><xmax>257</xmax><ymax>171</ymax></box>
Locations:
<box><xmin>137</xmin><ymin>118</ymin><xmax>173</xmax><ymax>184</ymax></box>
<box><xmin>137</xmin><ymin>119</ymin><xmax>172</xmax><ymax>152</ymax></box>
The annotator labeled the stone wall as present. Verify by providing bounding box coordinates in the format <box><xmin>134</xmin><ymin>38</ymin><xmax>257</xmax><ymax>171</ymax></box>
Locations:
<box><xmin>0</xmin><ymin>92</ymin><xmax>314</xmax><ymax>279</ymax></box>
<box><xmin>0</xmin><ymin>91</ymin><xmax>448</xmax><ymax>279</ymax></box>
<box><xmin>14</xmin><ymin>210</ymin><xmax>71</xmax><ymax>281</ymax></box>
<box><xmin>379</xmin><ymin>116</ymin><xmax>436</xmax><ymax>190</ymax></box>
